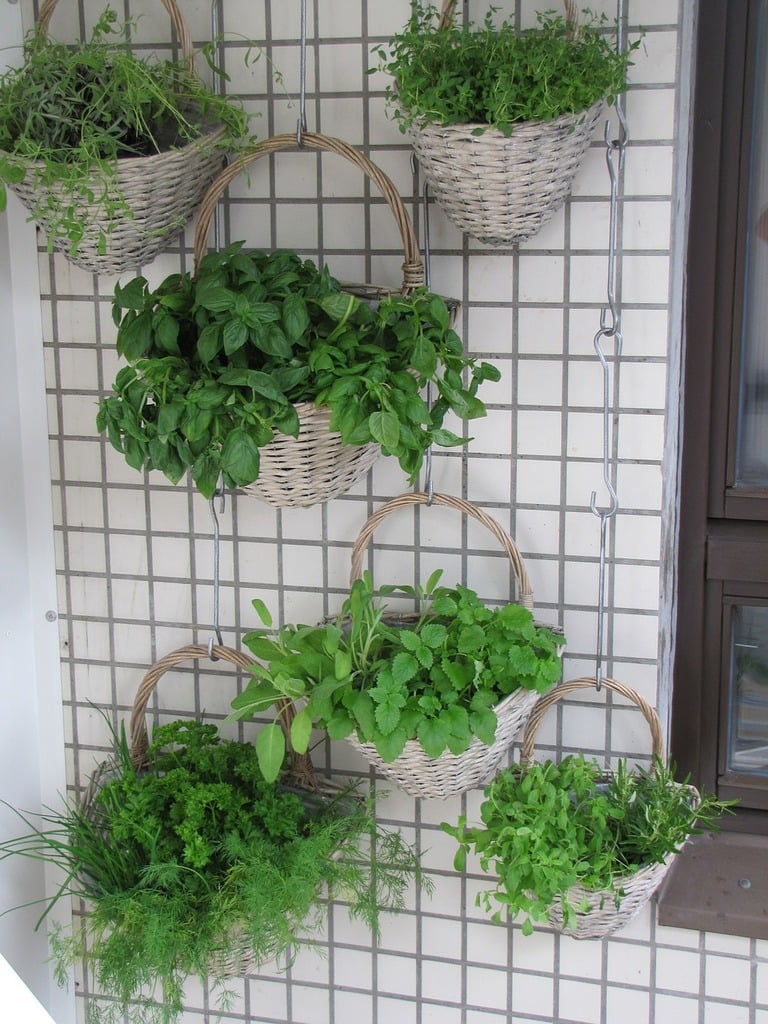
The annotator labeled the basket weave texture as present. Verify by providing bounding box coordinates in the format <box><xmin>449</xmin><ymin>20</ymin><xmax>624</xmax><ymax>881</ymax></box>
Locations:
<box><xmin>127</xmin><ymin>643</ymin><xmax>320</xmax><ymax>975</ymax></box>
<box><xmin>405</xmin><ymin>0</ymin><xmax>604</xmax><ymax>246</ymax></box>
<box><xmin>519</xmin><ymin>676</ymin><xmax>696</xmax><ymax>939</ymax></box>
<box><xmin>344</xmin><ymin>491</ymin><xmax>560</xmax><ymax>799</ymax></box>
<box><xmin>5</xmin><ymin>0</ymin><xmax>227</xmax><ymax>275</ymax></box>
<box><xmin>409</xmin><ymin>100</ymin><xmax>604</xmax><ymax>247</ymax></box>
<box><xmin>192</xmin><ymin>132</ymin><xmax>428</xmax><ymax>508</ymax></box>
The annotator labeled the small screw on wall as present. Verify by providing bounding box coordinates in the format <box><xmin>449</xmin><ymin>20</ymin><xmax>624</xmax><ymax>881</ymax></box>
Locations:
<box><xmin>45</xmin><ymin>610</ymin><xmax>58</xmax><ymax>622</ymax></box>
<box><xmin>738</xmin><ymin>878</ymin><xmax>752</xmax><ymax>890</ymax></box>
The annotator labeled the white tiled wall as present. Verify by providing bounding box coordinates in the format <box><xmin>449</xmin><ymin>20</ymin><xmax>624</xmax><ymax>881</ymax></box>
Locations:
<box><xmin>15</xmin><ymin>0</ymin><xmax>768</xmax><ymax>1021</ymax></box>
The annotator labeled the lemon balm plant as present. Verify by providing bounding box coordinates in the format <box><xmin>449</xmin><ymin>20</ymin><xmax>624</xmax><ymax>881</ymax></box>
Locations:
<box><xmin>374</xmin><ymin>0</ymin><xmax>640</xmax><ymax>245</ymax></box>
<box><xmin>230</xmin><ymin>571</ymin><xmax>564</xmax><ymax>791</ymax></box>
<box><xmin>0</xmin><ymin>2</ymin><xmax>251</xmax><ymax>272</ymax></box>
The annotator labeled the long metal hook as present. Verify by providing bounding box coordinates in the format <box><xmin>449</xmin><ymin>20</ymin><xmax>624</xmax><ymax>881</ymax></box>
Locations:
<box><xmin>590</xmin><ymin>106</ymin><xmax>628</xmax><ymax>692</ymax></box>
<box><xmin>296</xmin><ymin>0</ymin><xmax>308</xmax><ymax>146</ymax></box>
<box><xmin>207</xmin><ymin>482</ymin><xmax>226</xmax><ymax>660</ymax></box>
<box><xmin>600</xmin><ymin>106</ymin><xmax>628</xmax><ymax>339</ymax></box>
<box><xmin>411</xmin><ymin>153</ymin><xmax>435</xmax><ymax>506</ymax></box>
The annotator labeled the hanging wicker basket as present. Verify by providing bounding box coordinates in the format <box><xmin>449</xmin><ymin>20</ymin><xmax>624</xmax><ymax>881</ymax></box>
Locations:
<box><xmin>519</xmin><ymin>676</ymin><xmax>699</xmax><ymax>939</ymax></box>
<box><xmin>192</xmin><ymin>132</ymin><xmax>432</xmax><ymax>509</ymax></box>
<box><xmin>342</xmin><ymin>491</ymin><xmax>563</xmax><ymax>799</ymax></box>
<box><xmin>405</xmin><ymin>0</ymin><xmax>605</xmax><ymax>247</ymax></box>
<box><xmin>4</xmin><ymin>0</ymin><xmax>229</xmax><ymax>275</ymax></box>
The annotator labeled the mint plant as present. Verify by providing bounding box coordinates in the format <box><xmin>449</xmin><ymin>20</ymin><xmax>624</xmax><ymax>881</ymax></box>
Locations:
<box><xmin>98</xmin><ymin>245</ymin><xmax>499</xmax><ymax>498</ymax></box>
<box><xmin>0</xmin><ymin>718</ymin><xmax>427</xmax><ymax>1024</ymax></box>
<box><xmin>230</xmin><ymin>571</ymin><xmax>564</xmax><ymax>780</ymax></box>
<box><xmin>443</xmin><ymin>755</ymin><xmax>736</xmax><ymax>935</ymax></box>
<box><xmin>374</xmin><ymin>3</ymin><xmax>639</xmax><ymax>135</ymax></box>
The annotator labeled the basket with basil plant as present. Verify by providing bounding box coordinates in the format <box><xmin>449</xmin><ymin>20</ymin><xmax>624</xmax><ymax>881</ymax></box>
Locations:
<box><xmin>0</xmin><ymin>0</ymin><xmax>251</xmax><ymax>273</ymax></box>
<box><xmin>373</xmin><ymin>0</ymin><xmax>640</xmax><ymax>245</ymax></box>
<box><xmin>442</xmin><ymin>678</ymin><xmax>736</xmax><ymax>938</ymax></box>
<box><xmin>0</xmin><ymin>647</ymin><xmax>427</xmax><ymax>1024</ymax></box>
<box><xmin>98</xmin><ymin>243</ymin><xmax>498</xmax><ymax>503</ymax></box>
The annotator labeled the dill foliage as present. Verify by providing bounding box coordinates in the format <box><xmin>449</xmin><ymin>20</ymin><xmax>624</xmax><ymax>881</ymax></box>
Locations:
<box><xmin>0</xmin><ymin>719</ymin><xmax>426</xmax><ymax>1024</ymax></box>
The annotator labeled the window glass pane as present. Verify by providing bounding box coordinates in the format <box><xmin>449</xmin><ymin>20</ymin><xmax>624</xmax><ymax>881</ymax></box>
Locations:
<box><xmin>729</xmin><ymin>604</ymin><xmax>768</xmax><ymax>775</ymax></box>
<box><xmin>737</xmin><ymin>2</ymin><xmax>768</xmax><ymax>485</ymax></box>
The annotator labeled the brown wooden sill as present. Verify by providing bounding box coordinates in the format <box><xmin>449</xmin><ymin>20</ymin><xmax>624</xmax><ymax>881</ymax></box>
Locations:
<box><xmin>657</xmin><ymin>832</ymin><xmax>768</xmax><ymax>939</ymax></box>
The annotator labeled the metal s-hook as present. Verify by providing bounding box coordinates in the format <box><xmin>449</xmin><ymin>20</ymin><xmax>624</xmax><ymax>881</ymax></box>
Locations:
<box><xmin>296</xmin><ymin>0</ymin><xmax>308</xmax><ymax>146</ymax></box>
<box><xmin>207</xmin><ymin>481</ymin><xmax>226</xmax><ymax>660</ymax></box>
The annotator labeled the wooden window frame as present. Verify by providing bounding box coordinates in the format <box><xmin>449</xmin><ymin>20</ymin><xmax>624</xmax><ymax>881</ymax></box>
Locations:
<box><xmin>671</xmin><ymin>0</ymin><xmax>768</xmax><ymax>832</ymax></box>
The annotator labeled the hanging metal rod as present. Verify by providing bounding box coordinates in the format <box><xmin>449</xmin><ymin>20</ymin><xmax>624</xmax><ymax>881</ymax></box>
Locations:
<box><xmin>590</xmin><ymin>109</ymin><xmax>628</xmax><ymax>691</ymax></box>
<box><xmin>207</xmin><ymin>483</ymin><xmax>225</xmax><ymax>660</ymax></box>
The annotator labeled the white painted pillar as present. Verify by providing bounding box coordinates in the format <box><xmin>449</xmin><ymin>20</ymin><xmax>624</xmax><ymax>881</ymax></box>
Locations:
<box><xmin>0</xmin><ymin>3</ymin><xmax>74</xmax><ymax>1021</ymax></box>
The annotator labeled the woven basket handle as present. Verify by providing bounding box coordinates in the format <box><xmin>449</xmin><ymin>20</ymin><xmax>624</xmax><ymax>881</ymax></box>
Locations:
<box><xmin>520</xmin><ymin>676</ymin><xmax>665</xmax><ymax>766</ymax></box>
<box><xmin>348</xmin><ymin>491</ymin><xmax>534</xmax><ymax>612</ymax></box>
<box><xmin>193</xmin><ymin>132</ymin><xmax>424</xmax><ymax>291</ymax></box>
<box><xmin>438</xmin><ymin>0</ymin><xmax>579</xmax><ymax>38</ymax></box>
<box><xmin>36</xmin><ymin>0</ymin><xmax>196</xmax><ymax>75</ymax></box>
<box><xmin>128</xmin><ymin>643</ymin><xmax>317</xmax><ymax>786</ymax></box>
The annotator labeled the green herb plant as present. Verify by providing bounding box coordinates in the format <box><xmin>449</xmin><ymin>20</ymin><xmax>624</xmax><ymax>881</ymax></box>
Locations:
<box><xmin>374</xmin><ymin>3</ymin><xmax>640</xmax><ymax>135</ymax></box>
<box><xmin>443</xmin><ymin>755</ymin><xmax>736</xmax><ymax>935</ymax></box>
<box><xmin>98</xmin><ymin>245</ymin><xmax>499</xmax><ymax>498</ymax></box>
<box><xmin>230</xmin><ymin>571</ymin><xmax>564</xmax><ymax>781</ymax></box>
<box><xmin>0</xmin><ymin>718</ymin><xmax>426</xmax><ymax>1024</ymax></box>
<box><xmin>0</xmin><ymin>7</ymin><xmax>251</xmax><ymax>255</ymax></box>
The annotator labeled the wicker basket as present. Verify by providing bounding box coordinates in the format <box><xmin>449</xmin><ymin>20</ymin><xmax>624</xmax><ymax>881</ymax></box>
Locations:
<box><xmin>342</xmin><ymin>491</ymin><xmax>563</xmax><ymax>799</ymax></box>
<box><xmin>192</xmin><ymin>132</ymin><xmax>430</xmax><ymax>509</ymax></box>
<box><xmin>405</xmin><ymin>0</ymin><xmax>605</xmax><ymax>247</ymax></box>
<box><xmin>4</xmin><ymin>0</ymin><xmax>228</xmax><ymax>275</ymax></box>
<box><xmin>519</xmin><ymin>676</ymin><xmax>698</xmax><ymax>939</ymax></box>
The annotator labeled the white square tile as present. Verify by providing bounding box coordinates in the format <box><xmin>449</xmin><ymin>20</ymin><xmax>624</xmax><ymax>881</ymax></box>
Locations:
<box><xmin>509</xmin><ymin>972</ymin><xmax>554</xmax><ymax>1018</ymax></box>
<box><xmin>614</xmin><ymin>564</ymin><xmax>661</xmax><ymax>611</ymax></box>
<box><xmin>624</xmin><ymin>146</ymin><xmax>675</xmax><ymax>198</ymax></box>
<box><xmin>420</xmin><ymin>957</ymin><xmax>463</xmax><ymax>1004</ymax></box>
<box><xmin>68</xmin><ymin>530</ymin><xmax>107</xmax><ymax>574</ymax></box>
<box><xmin>518</xmin><ymin>256</ymin><xmax>565</xmax><ymax>304</ymax></box>
<box><xmin>468</xmin><ymin>306</ymin><xmax>515</xmax><ymax>354</ymax></box>
<box><xmin>625</xmin><ymin>89</ymin><xmax>677</xmax><ymax>142</ymax></box>
<box><xmin>703</xmin><ymin>1002</ymin><xmax>751</xmax><ymax>1024</ymax></box>
<box><xmin>333</xmin><ymin>990</ymin><xmax>373</xmax><ymax>1020</ymax></box>
<box><xmin>333</xmin><ymin>946</ymin><xmax>373</xmax><ymax>991</ymax></box>
<box><xmin>607</xmin><ymin>943</ymin><xmax>651</xmax><ymax>986</ymax></box>
<box><xmin>518</xmin><ymin>307</ymin><xmax>567</xmax><ymax>355</ymax></box>
<box><xmin>704</xmin><ymin>955</ymin><xmax>752</xmax><ymax>1001</ymax></box>
<box><xmin>654</xmin><ymin>947</ymin><xmax>701</xmax><ymax>995</ymax></box>
<box><xmin>291</xmin><ymin>984</ymin><xmax>331</xmax><ymax>1024</ymax></box>
<box><xmin>605</xmin><ymin>985</ymin><xmax>650</xmax><ymax>1024</ymax></box>
<box><xmin>623</xmin><ymin>201</ymin><xmax>672</xmax><ymax>250</ymax></box>
<box><xmin>378</xmin><ymin>995</ymin><xmax>418</xmax><ymax>1024</ymax></box>
<box><xmin>516</xmin><ymin>359</ymin><xmax>563</xmax><ymax>407</ymax></box>
<box><xmin>558</xmin><ymin>979</ymin><xmax>602</xmax><ymax>1023</ymax></box>
<box><xmin>466</xmin><ymin>965</ymin><xmax>509</xmax><ymax>1011</ymax></box>
<box><xmin>467</xmin><ymin>256</ymin><xmax>515</xmax><ymax>303</ymax></box>
<box><xmin>631</xmin><ymin>31</ymin><xmax>679</xmax><ymax>85</ymax></box>
<box><xmin>654</xmin><ymin>994</ymin><xmax>700</xmax><ymax>1024</ymax></box>
<box><xmin>515</xmin><ymin>508</ymin><xmax>562</xmax><ymax>557</ymax></box>
<box><xmin>614</xmin><ymin>514</ymin><xmax>662</xmax><ymax>561</ymax></box>
<box><xmin>517</xmin><ymin>410</ymin><xmax>563</xmax><ymax>457</ymax></box>
<box><xmin>558</xmin><ymin>933</ymin><xmax>605</xmax><ymax>980</ymax></box>
<box><xmin>570</xmin><ymin>201</ymin><xmax>611</xmax><ymax>250</ymax></box>
<box><xmin>516</xmin><ymin>459</ymin><xmax>562</xmax><ymax>506</ymax></box>
<box><xmin>622</xmin><ymin>253</ymin><xmax>672</xmax><ymax>305</ymax></box>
